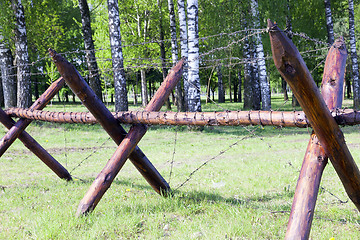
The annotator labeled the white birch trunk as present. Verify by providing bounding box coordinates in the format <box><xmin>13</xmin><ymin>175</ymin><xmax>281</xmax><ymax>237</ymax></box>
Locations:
<box><xmin>324</xmin><ymin>0</ymin><xmax>334</xmax><ymax>45</ymax></box>
<box><xmin>186</xmin><ymin>0</ymin><xmax>201</xmax><ymax>112</ymax></box>
<box><xmin>12</xmin><ymin>0</ymin><xmax>31</xmax><ymax>108</ymax></box>
<box><xmin>178</xmin><ymin>0</ymin><xmax>189</xmax><ymax>110</ymax></box>
<box><xmin>349</xmin><ymin>0</ymin><xmax>360</xmax><ymax>109</ymax></box>
<box><xmin>78</xmin><ymin>0</ymin><xmax>102</xmax><ymax>100</ymax></box>
<box><xmin>251</xmin><ymin>0</ymin><xmax>270</xmax><ymax>110</ymax></box>
<box><xmin>107</xmin><ymin>0</ymin><xmax>128</xmax><ymax>111</ymax></box>
<box><xmin>0</xmin><ymin>35</ymin><xmax>17</xmax><ymax>108</ymax></box>
<box><xmin>140</xmin><ymin>69</ymin><xmax>148</xmax><ymax>107</ymax></box>
<box><xmin>217</xmin><ymin>65</ymin><xmax>225</xmax><ymax>103</ymax></box>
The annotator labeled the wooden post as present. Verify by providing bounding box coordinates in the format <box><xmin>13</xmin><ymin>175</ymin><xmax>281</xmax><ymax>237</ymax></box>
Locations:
<box><xmin>0</xmin><ymin>77</ymin><xmax>65</xmax><ymax>157</ymax></box>
<box><xmin>0</xmin><ymin>108</ymin><xmax>72</xmax><ymax>181</ymax></box>
<box><xmin>285</xmin><ymin>38</ymin><xmax>347</xmax><ymax>239</ymax></box>
<box><xmin>76</xmin><ymin>59</ymin><xmax>184</xmax><ymax>215</ymax></box>
<box><xmin>268</xmin><ymin>19</ymin><xmax>360</xmax><ymax>212</ymax></box>
<box><xmin>49</xmin><ymin>48</ymin><xmax>171</xmax><ymax>196</ymax></box>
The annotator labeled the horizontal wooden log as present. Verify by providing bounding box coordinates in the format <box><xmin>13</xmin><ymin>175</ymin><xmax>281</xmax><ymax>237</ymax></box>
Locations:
<box><xmin>6</xmin><ymin>107</ymin><xmax>360</xmax><ymax>128</ymax></box>
<box><xmin>76</xmin><ymin>59</ymin><xmax>184</xmax><ymax>216</ymax></box>
<box><xmin>268</xmin><ymin>19</ymin><xmax>360</xmax><ymax>211</ymax></box>
<box><xmin>49</xmin><ymin>48</ymin><xmax>170</xmax><ymax>196</ymax></box>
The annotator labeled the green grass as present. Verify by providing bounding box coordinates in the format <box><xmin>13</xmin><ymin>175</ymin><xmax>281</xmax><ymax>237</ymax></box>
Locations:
<box><xmin>1</xmin><ymin>96</ymin><xmax>360</xmax><ymax>239</ymax></box>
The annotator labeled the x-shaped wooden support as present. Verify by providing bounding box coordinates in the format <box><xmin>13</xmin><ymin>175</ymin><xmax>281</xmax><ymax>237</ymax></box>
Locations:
<box><xmin>0</xmin><ymin>77</ymin><xmax>72</xmax><ymax>180</ymax></box>
<box><xmin>49</xmin><ymin>49</ymin><xmax>183</xmax><ymax>215</ymax></box>
<box><xmin>268</xmin><ymin>20</ymin><xmax>360</xmax><ymax>239</ymax></box>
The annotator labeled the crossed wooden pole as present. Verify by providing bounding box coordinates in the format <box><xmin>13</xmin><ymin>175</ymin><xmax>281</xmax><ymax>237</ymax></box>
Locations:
<box><xmin>268</xmin><ymin>19</ymin><xmax>360</xmax><ymax>239</ymax></box>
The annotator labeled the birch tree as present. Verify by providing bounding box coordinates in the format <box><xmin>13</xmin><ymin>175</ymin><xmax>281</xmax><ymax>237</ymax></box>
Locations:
<box><xmin>217</xmin><ymin>65</ymin><xmax>225</xmax><ymax>103</ymax></box>
<box><xmin>11</xmin><ymin>0</ymin><xmax>31</xmax><ymax>108</ymax></box>
<box><xmin>78</xmin><ymin>0</ymin><xmax>102</xmax><ymax>101</ymax></box>
<box><xmin>250</xmin><ymin>0</ymin><xmax>270</xmax><ymax>110</ymax></box>
<box><xmin>0</xmin><ymin>33</ymin><xmax>17</xmax><ymax>108</ymax></box>
<box><xmin>168</xmin><ymin>0</ymin><xmax>185</xmax><ymax>111</ymax></box>
<box><xmin>107</xmin><ymin>0</ymin><xmax>128</xmax><ymax>111</ymax></box>
<box><xmin>178</xmin><ymin>0</ymin><xmax>189</xmax><ymax>110</ymax></box>
<box><xmin>186</xmin><ymin>0</ymin><xmax>201</xmax><ymax>112</ymax></box>
<box><xmin>324</xmin><ymin>0</ymin><xmax>334</xmax><ymax>45</ymax></box>
<box><xmin>349</xmin><ymin>0</ymin><xmax>360</xmax><ymax>109</ymax></box>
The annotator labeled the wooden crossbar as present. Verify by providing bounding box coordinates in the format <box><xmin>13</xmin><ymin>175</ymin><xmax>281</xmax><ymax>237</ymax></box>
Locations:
<box><xmin>268</xmin><ymin>19</ymin><xmax>360</xmax><ymax>239</ymax></box>
<box><xmin>0</xmin><ymin>77</ymin><xmax>72</xmax><ymax>180</ymax></box>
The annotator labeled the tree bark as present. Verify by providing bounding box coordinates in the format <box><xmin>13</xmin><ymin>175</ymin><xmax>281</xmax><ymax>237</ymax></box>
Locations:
<box><xmin>237</xmin><ymin>67</ymin><xmax>242</xmax><ymax>103</ymax></box>
<box><xmin>0</xmin><ymin>37</ymin><xmax>17</xmax><ymax>108</ymax></box>
<box><xmin>217</xmin><ymin>65</ymin><xmax>225</xmax><ymax>103</ymax></box>
<box><xmin>243</xmin><ymin>27</ymin><xmax>253</xmax><ymax>109</ymax></box>
<box><xmin>107</xmin><ymin>0</ymin><xmax>128</xmax><ymax>111</ymax></box>
<box><xmin>186</xmin><ymin>0</ymin><xmax>201</xmax><ymax>112</ymax></box>
<box><xmin>167</xmin><ymin>0</ymin><xmax>185</xmax><ymax>111</ymax></box>
<box><xmin>78</xmin><ymin>0</ymin><xmax>102</xmax><ymax>101</ymax></box>
<box><xmin>157</xmin><ymin>0</ymin><xmax>172</xmax><ymax>110</ymax></box>
<box><xmin>349</xmin><ymin>0</ymin><xmax>360</xmax><ymax>109</ymax></box>
<box><xmin>251</xmin><ymin>0</ymin><xmax>270</xmax><ymax>110</ymax></box>
<box><xmin>12</xmin><ymin>0</ymin><xmax>31</xmax><ymax>108</ymax></box>
<box><xmin>251</xmin><ymin>43</ymin><xmax>261</xmax><ymax>110</ymax></box>
<box><xmin>141</xmin><ymin>69</ymin><xmax>148</xmax><ymax>107</ymax></box>
<box><xmin>324</xmin><ymin>0</ymin><xmax>334</xmax><ymax>45</ymax></box>
<box><xmin>178</xmin><ymin>0</ymin><xmax>189</xmax><ymax>110</ymax></box>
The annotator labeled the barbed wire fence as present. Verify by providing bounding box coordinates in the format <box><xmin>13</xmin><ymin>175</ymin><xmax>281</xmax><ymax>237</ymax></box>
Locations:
<box><xmin>0</xmin><ymin>27</ymin><xmax>343</xmax><ymax>194</ymax></box>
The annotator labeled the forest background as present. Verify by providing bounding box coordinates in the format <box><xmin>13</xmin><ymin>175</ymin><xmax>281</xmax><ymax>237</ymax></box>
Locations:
<box><xmin>0</xmin><ymin>0</ymin><xmax>358</xmax><ymax>112</ymax></box>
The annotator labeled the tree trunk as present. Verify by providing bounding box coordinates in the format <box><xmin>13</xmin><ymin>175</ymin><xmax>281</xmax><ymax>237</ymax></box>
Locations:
<box><xmin>78</xmin><ymin>0</ymin><xmax>103</xmax><ymax>101</ymax></box>
<box><xmin>237</xmin><ymin>67</ymin><xmax>242</xmax><ymax>103</ymax></box>
<box><xmin>0</xmin><ymin>37</ymin><xmax>17</xmax><ymax>108</ymax></box>
<box><xmin>107</xmin><ymin>0</ymin><xmax>128</xmax><ymax>111</ymax></box>
<box><xmin>186</xmin><ymin>0</ymin><xmax>201</xmax><ymax>112</ymax></box>
<box><xmin>178</xmin><ymin>0</ymin><xmax>189</xmax><ymax>110</ymax></box>
<box><xmin>217</xmin><ymin>65</ymin><xmax>225</xmax><ymax>103</ymax></box>
<box><xmin>12</xmin><ymin>0</ymin><xmax>31</xmax><ymax>108</ymax></box>
<box><xmin>141</xmin><ymin>69</ymin><xmax>148</xmax><ymax>107</ymax></box>
<box><xmin>167</xmin><ymin>0</ymin><xmax>184</xmax><ymax>111</ymax></box>
<box><xmin>324</xmin><ymin>0</ymin><xmax>334</xmax><ymax>45</ymax></box>
<box><xmin>243</xmin><ymin>21</ymin><xmax>253</xmax><ymax>110</ymax></box>
<box><xmin>157</xmin><ymin>0</ymin><xmax>172</xmax><ymax>110</ymax></box>
<box><xmin>251</xmin><ymin>0</ymin><xmax>270</xmax><ymax>110</ymax></box>
<box><xmin>282</xmin><ymin>77</ymin><xmax>289</xmax><ymax>101</ymax></box>
<box><xmin>349</xmin><ymin>0</ymin><xmax>360</xmax><ymax>109</ymax></box>
<box><xmin>251</xmin><ymin>43</ymin><xmax>261</xmax><ymax>110</ymax></box>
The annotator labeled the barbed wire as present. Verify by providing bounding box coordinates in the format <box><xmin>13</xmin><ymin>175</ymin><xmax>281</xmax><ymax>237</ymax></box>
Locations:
<box><xmin>0</xmin><ymin>27</ymin><xmax>333</xmax><ymax>81</ymax></box>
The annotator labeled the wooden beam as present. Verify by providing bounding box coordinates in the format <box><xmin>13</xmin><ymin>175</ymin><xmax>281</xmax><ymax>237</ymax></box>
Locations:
<box><xmin>268</xmin><ymin>19</ymin><xmax>360</xmax><ymax>212</ymax></box>
<box><xmin>6</xmin><ymin>108</ymin><xmax>360</xmax><ymax>128</ymax></box>
<box><xmin>49</xmin><ymin>48</ymin><xmax>171</xmax><ymax>196</ymax></box>
<box><xmin>0</xmin><ymin>109</ymin><xmax>72</xmax><ymax>180</ymax></box>
<box><xmin>0</xmin><ymin>77</ymin><xmax>65</xmax><ymax>157</ymax></box>
<box><xmin>76</xmin><ymin>59</ymin><xmax>184</xmax><ymax>215</ymax></box>
<box><xmin>285</xmin><ymin>37</ymin><xmax>347</xmax><ymax>239</ymax></box>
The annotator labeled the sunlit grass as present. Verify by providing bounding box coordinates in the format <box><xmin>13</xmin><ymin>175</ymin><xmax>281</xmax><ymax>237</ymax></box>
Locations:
<box><xmin>1</xmin><ymin>97</ymin><xmax>359</xmax><ymax>239</ymax></box>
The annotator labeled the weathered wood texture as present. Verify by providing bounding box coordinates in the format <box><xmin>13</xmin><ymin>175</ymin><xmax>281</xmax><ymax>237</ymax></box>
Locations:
<box><xmin>285</xmin><ymin>37</ymin><xmax>347</xmax><ymax>240</ymax></box>
<box><xmin>268</xmin><ymin>19</ymin><xmax>360</xmax><ymax>212</ymax></box>
<box><xmin>0</xmin><ymin>77</ymin><xmax>65</xmax><ymax>157</ymax></box>
<box><xmin>49</xmin><ymin>48</ymin><xmax>170</xmax><ymax>196</ymax></box>
<box><xmin>7</xmin><ymin>107</ymin><xmax>360</xmax><ymax>128</ymax></box>
<box><xmin>76</xmin><ymin>59</ymin><xmax>184</xmax><ymax>215</ymax></box>
<box><xmin>0</xmin><ymin>78</ymin><xmax>72</xmax><ymax>181</ymax></box>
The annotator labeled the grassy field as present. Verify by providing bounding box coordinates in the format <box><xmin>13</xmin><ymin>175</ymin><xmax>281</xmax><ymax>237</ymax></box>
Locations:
<box><xmin>1</xmin><ymin>96</ymin><xmax>360</xmax><ymax>239</ymax></box>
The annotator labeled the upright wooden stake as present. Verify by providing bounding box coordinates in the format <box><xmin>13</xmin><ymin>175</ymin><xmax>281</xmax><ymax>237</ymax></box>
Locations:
<box><xmin>285</xmin><ymin>38</ymin><xmax>347</xmax><ymax>239</ymax></box>
<box><xmin>76</xmin><ymin>59</ymin><xmax>184</xmax><ymax>215</ymax></box>
<box><xmin>0</xmin><ymin>77</ymin><xmax>65</xmax><ymax>157</ymax></box>
<box><xmin>49</xmin><ymin>48</ymin><xmax>170</xmax><ymax>196</ymax></box>
<box><xmin>268</xmin><ymin>19</ymin><xmax>360</xmax><ymax>211</ymax></box>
